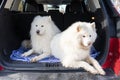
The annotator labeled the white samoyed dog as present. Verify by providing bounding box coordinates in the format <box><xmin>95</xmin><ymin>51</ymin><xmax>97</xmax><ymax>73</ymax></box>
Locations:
<box><xmin>22</xmin><ymin>15</ymin><xmax>61</xmax><ymax>62</ymax></box>
<box><xmin>51</xmin><ymin>21</ymin><xmax>105</xmax><ymax>75</ymax></box>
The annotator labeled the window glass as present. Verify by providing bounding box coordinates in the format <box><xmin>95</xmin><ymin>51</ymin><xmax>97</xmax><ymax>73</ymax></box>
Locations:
<box><xmin>111</xmin><ymin>0</ymin><xmax>120</xmax><ymax>14</ymax></box>
<box><xmin>4</xmin><ymin>0</ymin><xmax>14</xmax><ymax>9</ymax></box>
<box><xmin>44</xmin><ymin>4</ymin><xmax>66</xmax><ymax>13</ymax></box>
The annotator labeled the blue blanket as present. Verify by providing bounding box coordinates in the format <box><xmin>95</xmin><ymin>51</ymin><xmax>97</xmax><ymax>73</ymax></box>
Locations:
<box><xmin>10</xmin><ymin>46</ymin><xmax>100</xmax><ymax>63</ymax></box>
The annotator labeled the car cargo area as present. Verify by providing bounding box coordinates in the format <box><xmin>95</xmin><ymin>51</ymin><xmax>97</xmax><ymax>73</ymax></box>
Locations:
<box><xmin>0</xmin><ymin>0</ymin><xmax>109</xmax><ymax>71</ymax></box>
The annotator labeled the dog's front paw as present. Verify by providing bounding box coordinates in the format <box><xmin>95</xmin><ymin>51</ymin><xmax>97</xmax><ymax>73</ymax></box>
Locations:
<box><xmin>86</xmin><ymin>67</ymin><xmax>99</xmax><ymax>75</ymax></box>
<box><xmin>98</xmin><ymin>69</ymin><xmax>106</xmax><ymax>75</ymax></box>
<box><xmin>21</xmin><ymin>52</ymin><xmax>29</xmax><ymax>57</ymax></box>
<box><xmin>89</xmin><ymin>69</ymin><xmax>98</xmax><ymax>75</ymax></box>
<box><xmin>30</xmin><ymin>56</ymin><xmax>38</xmax><ymax>62</ymax></box>
<box><xmin>62</xmin><ymin>64</ymin><xmax>69</xmax><ymax>68</ymax></box>
<box><xmin>62</xmin><ymin>61</ymin><xmax>71</xmax><ymax>68</ymax></box>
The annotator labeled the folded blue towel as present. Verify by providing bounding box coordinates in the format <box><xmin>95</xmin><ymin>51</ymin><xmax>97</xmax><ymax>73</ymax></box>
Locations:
<box><xmin>10</xmin><ymin>46</ymin><xmax>100</xmax><ymax>63</ymax></box>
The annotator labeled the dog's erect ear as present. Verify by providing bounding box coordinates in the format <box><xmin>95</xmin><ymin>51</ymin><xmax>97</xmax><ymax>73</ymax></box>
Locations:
<box><xmin>48</xmin><ymin>16</ymin><xmax>52</xmax><ymax>21</ymax></box>
<box><xmin>77</xmin><ymin>26</ymin><xmax>81</xmax><ymax>32</ymax></box>
<box><xmin>35</xmin><ymin>15</ymin><xmax>41</xmax><ymax>19</ymax></box>
<box><xmin>91</xmin><ymin>22</ymin><xmax>96</xmax><ymax>31</ymax></box>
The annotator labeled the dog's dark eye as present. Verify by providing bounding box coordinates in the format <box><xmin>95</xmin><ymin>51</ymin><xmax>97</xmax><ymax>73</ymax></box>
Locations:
<box><xmin>41</xmin><ymin>25</ymin><xmax>44</xmax><ymax>27</ymax></box>
<box><xmin>83</xmin><ymin>35</ymin><xmax>85</xmax><ymax>38</ymax></box>
<box><xmin>36</xmin><ymin>25</ymin><xmax>38</xmax><ymax>27</ymax></box>
<box><xmin>89</xmin><ymin>35</ymin><xmax>91</xmax><ymax>37</ymax></box>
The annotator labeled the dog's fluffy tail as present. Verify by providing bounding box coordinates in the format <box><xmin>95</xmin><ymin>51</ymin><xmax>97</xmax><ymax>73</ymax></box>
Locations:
<box><xmin>21</xmin><ymin>40</ymin><xmax>31</xmax><ymax>49</ymax></box>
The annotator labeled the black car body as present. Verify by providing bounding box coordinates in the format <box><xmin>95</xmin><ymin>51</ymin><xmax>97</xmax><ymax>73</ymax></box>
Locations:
<box><xmin>0</xmin><ymin>0</ymin><xmax>119</xmax><ymax>78</ymax></box>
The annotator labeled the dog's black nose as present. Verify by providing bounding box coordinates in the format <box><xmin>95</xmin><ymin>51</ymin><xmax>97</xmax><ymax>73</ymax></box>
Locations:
<box><xmin>36</xmin><ymin>30</ymin><xmax>40</xmax><ymax>34</ymax></box>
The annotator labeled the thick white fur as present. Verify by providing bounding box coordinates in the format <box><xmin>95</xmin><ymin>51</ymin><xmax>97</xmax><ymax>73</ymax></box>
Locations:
<box><xmin>22</xmin><ymin>15</ymin><xmax>61</xmax><ymax>62</ymax></box>
<box><xmin>51</xmin><ymin>21</ymin><xmax>105</xmax><ymax>75</ymax></box>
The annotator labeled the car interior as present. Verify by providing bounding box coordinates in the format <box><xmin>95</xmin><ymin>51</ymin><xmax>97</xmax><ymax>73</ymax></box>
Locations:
<box><xmin>0</xmin><ymin>0</ymin><xmax>110</xmax><ymax>71</ymax></box>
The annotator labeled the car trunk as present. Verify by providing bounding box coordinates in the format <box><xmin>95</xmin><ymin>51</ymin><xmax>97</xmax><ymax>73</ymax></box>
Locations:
<box><xmin>0</xmin><ymin>0</ymin><xmax>110</xmax><ymax>71</ymax></box>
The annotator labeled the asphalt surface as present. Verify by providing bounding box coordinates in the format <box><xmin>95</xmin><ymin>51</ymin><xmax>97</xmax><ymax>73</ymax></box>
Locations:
<box><xmin>0</xmin><ymin>69</ymin><xmax>120</xmax><ymax>80</ymax></box>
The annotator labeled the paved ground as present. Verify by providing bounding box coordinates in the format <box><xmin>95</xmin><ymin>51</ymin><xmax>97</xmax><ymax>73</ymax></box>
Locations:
<box><xmin>0</xmin><ymin>70</ymin><xmax>120</xmax><ymax>80</ymax></box>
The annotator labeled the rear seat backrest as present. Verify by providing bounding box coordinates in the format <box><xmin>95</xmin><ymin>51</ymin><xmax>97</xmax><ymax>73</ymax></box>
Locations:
<box><xmin>24</xmin><ymin>4</ymin><xmax>44</xmax><ymax>12</ymax></box>
<box><xmin>64</xmin><ymin>13</ymin><xmax>92</xmax><ymax>29</ymax></box>
<box><xmin>24</xmin><ymin>0</ymin><xmax>44</xmax><ymax>12</ymax></box>
<box><xmin>48</xmin><ymin>10</ymin><xmax>64</xmax><ymax>31</ymax></box>
<box><xmin>13</xmin><ymin>10</ymin><xmax>64</xmax><ymax>40</ymax></box>
<box><xmin>66</xmin><ymin>1</ymin><xmax>84</xmax><ymax>13</ymax></box>
<box><xmin>64</xmin><ymin>0</ymin><xmax>93</xmax><ymax>29</ymax></box>
<box><xmin>12</xmin><ymin>11</ymin><xmax>48</xmax><ymax>40</ymax></box>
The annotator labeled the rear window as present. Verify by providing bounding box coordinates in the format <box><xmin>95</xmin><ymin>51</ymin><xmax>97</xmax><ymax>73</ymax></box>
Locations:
<box><xmin>111</xmin><ymin>0</ymin><xmax>120</xmax><ymax>15</ymax></box>
<box><xmin>3</xmin><ymin>0</ymin><xmax>67</xmax><ymax>13</ymax></box>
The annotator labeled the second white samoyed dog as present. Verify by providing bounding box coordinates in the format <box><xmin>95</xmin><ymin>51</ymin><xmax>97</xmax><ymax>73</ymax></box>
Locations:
<box><xmin>51</xmin><ymin>21</ymin><xmax>105</xmax><ymax>75</ymax></box>
<box><xmin>22</xmin><ymin>15</ymin><xmax>61</xmax><ymax>62</ymax></box>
